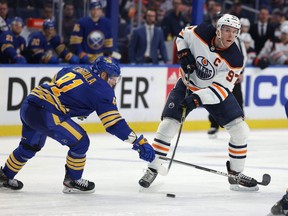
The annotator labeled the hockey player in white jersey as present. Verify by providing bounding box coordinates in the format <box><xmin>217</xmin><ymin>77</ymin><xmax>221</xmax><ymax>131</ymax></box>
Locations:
<box><xmin>139</xmin><ymin>14</ymin><xmax>259</xmax><ymax>191</ymax></box>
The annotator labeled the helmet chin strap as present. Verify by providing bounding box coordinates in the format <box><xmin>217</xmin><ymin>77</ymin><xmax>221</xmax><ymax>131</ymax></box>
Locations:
<box><xmin>216</xmin><ymin>29</ymin><xmax>231</xmax><ymax>48</ymax></box>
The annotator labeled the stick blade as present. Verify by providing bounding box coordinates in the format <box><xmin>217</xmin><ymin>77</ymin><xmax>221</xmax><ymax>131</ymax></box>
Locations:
<box><xmin>259</xmin><ymin>173</ymin><xmax>271</xmax><ymax>186</ymax></box>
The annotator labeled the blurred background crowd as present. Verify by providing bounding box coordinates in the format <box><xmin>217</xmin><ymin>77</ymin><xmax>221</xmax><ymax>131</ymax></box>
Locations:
<box><xmin>0</xmin><ymin>0</ymin><xmax>288</xmax><ymax>68</ymax></box>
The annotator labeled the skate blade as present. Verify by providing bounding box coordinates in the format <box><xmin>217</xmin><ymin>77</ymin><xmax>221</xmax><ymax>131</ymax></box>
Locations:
<box><xmin>62</xmin><ymin>186</ymin><xmax>95</xmax><ymax>194</ymax></box>
<box><xmin>208</xmin><ymin>134</ymin><xmax>217</xmax><ymax>139</ymax></box>
<box><xmin>230</xmin><ymin>184</ymin><xmax>259</xmax><ymax>192</ymax></box>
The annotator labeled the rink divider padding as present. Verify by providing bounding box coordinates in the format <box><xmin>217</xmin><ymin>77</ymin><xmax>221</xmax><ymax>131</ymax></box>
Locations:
<box><xmin>0</xmin><ymin>65</ymin><xmax>287</xmax><ymax>136</ymax></box>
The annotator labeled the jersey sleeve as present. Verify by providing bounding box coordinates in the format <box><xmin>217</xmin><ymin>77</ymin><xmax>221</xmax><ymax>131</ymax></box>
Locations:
<box><xmin>69</xmin><ymin>20</ymin><xmax>84</xmax><ymax>55</ymax></box>
<box><xmin>95</xmin><ymin>94</ymin><xmax>133</xmax><ymax>142</ymax></box>
<box><xmin>176</xmin><ymin>25</ymin><xmax>196</xmax><ymax>51</ymax></box>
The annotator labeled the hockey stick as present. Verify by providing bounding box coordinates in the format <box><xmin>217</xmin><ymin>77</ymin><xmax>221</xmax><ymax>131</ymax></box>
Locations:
<box><xmin>167</xmin><ymin>68</ymin><xmax>191</xmax><ymax>172</ymax></box>
<box><xmin>161</xmin><ymin>157</ymin><xmax>271</xmax><ymax>186</ymax></box>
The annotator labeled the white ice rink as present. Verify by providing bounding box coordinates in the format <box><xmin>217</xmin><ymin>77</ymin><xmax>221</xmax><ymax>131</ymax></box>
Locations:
<box><xmin>0</xmin><ymin>129</ymin><xmax>288</xmax><ymax>216</ymax></box>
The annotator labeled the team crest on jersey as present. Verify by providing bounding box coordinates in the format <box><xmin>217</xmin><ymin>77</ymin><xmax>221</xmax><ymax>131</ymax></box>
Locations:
<box><xmin>195</xmin><ymin>56</ymin><xmax>215</xmax><ymax>80</ymax></box>
<box><xmin>87</xmin><ymin>30</ymin><xmax>104</xmax><ymax>50</ymax></box>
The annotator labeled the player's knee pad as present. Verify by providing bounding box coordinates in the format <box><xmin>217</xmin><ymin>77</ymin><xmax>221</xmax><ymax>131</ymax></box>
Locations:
<box><xmin>156</xmin><ymin>118</ymin><xmax>181</xmax><ymax>143</ymax></box>
<box><xmin>224</xmin><ymin>118</ymin><xmax>250</xmax><ymax>145</ymax></box>
<box><xmin>69</xmin><ymin>133</ymin><xmax>90</xmax><ymax>156</ymax></box>
<box><xmin>17</xmin><ymin>142</ymin><xmax>42</xmax><ymax>159</ymax></box>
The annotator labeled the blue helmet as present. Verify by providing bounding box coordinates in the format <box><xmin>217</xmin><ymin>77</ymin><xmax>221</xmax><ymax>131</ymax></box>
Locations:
<box><xmin>11</xmin><ymin>17</ymin><xmax>24</xmax><ymax>26</ymax></box>
<box><xmin>92</xmin><ymin>56</ymin><xmax>121</xmax><ymax>78</ymax></box>
<box><xmin>89</xmin><ymin>0</ymin><xmax>102</xmax><ymax>9</ymax></box>
<box><xmin>43</xmin><ymin>19</ymin><xmax>55</xmax><ymax>30</ymax></box>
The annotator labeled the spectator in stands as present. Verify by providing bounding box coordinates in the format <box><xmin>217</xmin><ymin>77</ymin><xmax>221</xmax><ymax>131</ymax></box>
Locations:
<box><xmin>252</xmin><ymin>25</ymin><xmax>288</xmax><ymax>69</ymax></box>
<box><xmin>40</xmin><ymin>3</ymin><xmax>53</xmax><ymax>20</ymax></box>
<box><xmin>161</xmin><ymin>0</ymin><xmax>189</xmax><ymax>41</ymax></box>
<box><xmin>69</xmin><ymin>0</ymin><xmax>114</xmax><ymax>64</ymax></box>
<box><xmin>128</xmin><ymin>9</ymin><xmax>170</xmax><ymax>64</ymax></box>
<box><xmin>270</xmin><ymin>8</ymin><xmax>287</xmax><ymax>39</ymax></box>
<box><xmin>62</xmin><ymin>2</ymin><xmax>77</xmax><ymax>46</ymax></box>
<box><xmin>249</xmin><ymin>6</ymin><xmax>275</xmax><ymax>54</ymax></box>
<box><xmin>26</xmin><ymin>19</ymin><xmax>79</xmax><ymax>64</ymax></box>
<box><xmin>147</xmin><ymin>0</ymin><xmax>166</xmax><ymax>25</ymax></box>
<box><xmin>240</xmin><ymin>18</ymin><xmax>254</xmax><ymax>48</ymax></box>
<box><xmin>0</xmin><ymin>15</ymin><xmax>8</xmax><ymax>33</ymax></box>
<box><xmin>0</xmin><ymin>17</ymin><xmax>27</xmax><ymax>64</ymax></box>
<box><xmin>9</xmin><ymin>16</ymin><xmax>27</xmax><ymax>55</ymax></box>
<box><xmin>203</xmin><ymin>0</ymin><xmax>222</xmax><ymax>26</ymax></box>
<box><xmin>240</xmin><ymin>32</ymin><xmax>256</xmax><ymax>64</ymax></box>
<box><xmin>228</xmin><ymin>1</ymin><xmax>254</xmax><ymax>24</ymax></box>
<box><xmin>0</xmin><ymin>0</ymin><xmax>11</xmax><ymax>25</ymax></box>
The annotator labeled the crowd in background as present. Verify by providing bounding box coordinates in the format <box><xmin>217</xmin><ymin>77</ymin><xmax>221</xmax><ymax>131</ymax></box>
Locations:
<box><xmin>0</xmin><ymin>0</ymin><xmax>288</xmax><ymax>68</ymax></box>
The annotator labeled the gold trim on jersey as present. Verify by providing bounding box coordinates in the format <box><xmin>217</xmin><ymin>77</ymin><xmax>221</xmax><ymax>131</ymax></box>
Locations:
<box><xmin>99</xmin><ymin>110</ymin><xmax>123</xmax><ymax>129</ymax></box>
<box><xmin>104</xmin><ymin>38</ymin><xmax>113</xmax><ymax>47</ymax></box>
<box><xmin>1</xmin><ymin>43</ymin><xmax>14</xmax><ymax>52</ymax></box>
<box><xmin>55</xmin><ymin>44</ymin><xmax>65</xmax><ymax>54</ymax></box>
<box><xmin>52</xmin><ymin>114</ymin><xmax>82</xmax><ymax>140</ymax></box>
<box><xmin>66</xmin><ymin>155</ymin><xmax>86</xmax><ymax>170</ymax></box>
<box><xmin>5</xmin><ymin>153</ymin><xmax>26</xmax><ymax>173</ymax></box>
<box><xmin>70</xmin><ymin>35</ymin><xmax>83</xmax><ymax>44</ymax></box>
<box><xmin>30</xmin><ymin>86</ymin><xmax>67</xmax><ymax>114</ymax></box>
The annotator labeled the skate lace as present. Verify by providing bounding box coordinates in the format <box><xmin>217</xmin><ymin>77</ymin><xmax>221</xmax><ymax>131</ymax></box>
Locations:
<box><xmin>238</xmin><ymin>173</ymin><xmax>252</xmax><ymax>181</ymax></box>
<box><xmin>75</xmin><ymin>179</ymin><xmax>89</xmax><ymax>188</ymax></box>
<box><xmin>142</xmin><ymin>169</ymin><xmax>156</xmax><ymax>182</ymax></box>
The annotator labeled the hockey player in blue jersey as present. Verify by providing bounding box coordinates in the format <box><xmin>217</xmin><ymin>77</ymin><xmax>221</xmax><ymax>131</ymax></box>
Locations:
<box><xmin>0</xmin><ymin>17</ymin><xmax>27</xmax><ymax>64</ymax></box>
<box><xmin>0</xmin><ymin>56</ymin><xmax>155</xmax><ymax>193</ymax></box>
<box><xmin>27</xmin><ymin>19</ymin><xmax>79</xmax><ymax>64</ymax></box>
<box><xmin>69</xmin><ymin>0</ymin><xmax>113</xmax><ymax>64</ymax></box>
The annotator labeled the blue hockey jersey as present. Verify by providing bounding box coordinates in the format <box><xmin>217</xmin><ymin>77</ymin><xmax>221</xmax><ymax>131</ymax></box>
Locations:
<box><xmin>26</xmin><ymin>65</ymin><xmax>133</xmax><ymax>141</ymax></box>
<box><xmin>70</xmin><ymin>16</ymin><xmax>113</xmax><ymax>57</ymax></box>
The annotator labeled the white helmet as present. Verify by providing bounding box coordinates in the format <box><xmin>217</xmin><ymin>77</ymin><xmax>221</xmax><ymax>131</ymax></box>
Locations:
<box><xmin>217</xmin><ymin>14</ymin><xmax>241</xmax><ymax>33</ymax></box>
<box><xmin>240</xmin><ymin>18</ymin><xmax>250</xmax><ymax>27</ymax></box>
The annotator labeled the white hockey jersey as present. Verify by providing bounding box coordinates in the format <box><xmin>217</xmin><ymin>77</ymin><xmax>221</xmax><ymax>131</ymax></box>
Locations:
<box><xmin>258</xmin><ymin>39</ymin><xmax>288</xmax><ymax>65</ymax></box>
<box><xmin>176</xmin><ymin>23</ymin><xmax>244</xmax><ymax>105</ymax></box>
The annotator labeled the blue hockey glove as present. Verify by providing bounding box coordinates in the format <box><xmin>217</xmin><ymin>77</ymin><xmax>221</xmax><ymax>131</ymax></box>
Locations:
<box><xmin>132</xmin><ymin>135</ymin><xmax>155</xmax><ymax>162</ymax></box>
<box><xmin>177</xmin><ymin>48</ymin><xmax>196</xmax><ymax>74</ymax></box>
<box><xmin>180</xmin><ymin>94</ymin><xmax>202</xmax><ymax>111</ymax></box>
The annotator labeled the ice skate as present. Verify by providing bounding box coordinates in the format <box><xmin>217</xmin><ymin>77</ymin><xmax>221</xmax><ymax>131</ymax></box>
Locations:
<box><xmin>0</xmin><ymin>167</ymin><xmax>23</xmax><ymax>190</ymax></box>
<box><xmin>139</xmin><ymin>168</ymin><xmax>158</xmax><ymax>188</ymax></box>
<box><xmin>226</xmin><ymin>161</ymin><xmax>259</xmax><ymax>191</ymax></box>
<box><xmin>63</xmin><ymin>166</ymin><xmax>95</xmax><ymax>194</ymax></box>
<box><xmin>271</xmin><ymin>192</ymin><xmax>288</xmax><ymax>215</ymax></box>
<box><xmin>207</xmin><ymin>127</ymin><xmax>219</xmax><ymax>139</ymax></box>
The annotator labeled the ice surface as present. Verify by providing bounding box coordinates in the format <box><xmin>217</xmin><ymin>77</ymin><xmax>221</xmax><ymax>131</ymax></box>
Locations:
<box><xmin>0</xmin><ymin>129</ymin><xmax>287</xmax><ymax>216</ymax></box>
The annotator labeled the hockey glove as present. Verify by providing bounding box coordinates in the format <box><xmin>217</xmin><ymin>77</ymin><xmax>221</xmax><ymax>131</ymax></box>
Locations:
<box><xmin>132</xmin><ymin>135</ymin><xmax>155</xmax><ymax>162</ymax></box>
<box><xmin>180</xmin><ymin>94</ymin><xmax>202</xmax><ymax>111</ymax></box>
<box><xmin>252</xmin><ymin>57</ymin><xmax>270</xmax><ymax>70</ymax></box>
<box><xmin>65</xmin><ymin>52</ymin><xmax>80</xmax><ymax>64</ymax></box>
<box><xmin>177</xmin><ymin>48</ymin><xmax>196</xmax><ymax>74</ymax></box>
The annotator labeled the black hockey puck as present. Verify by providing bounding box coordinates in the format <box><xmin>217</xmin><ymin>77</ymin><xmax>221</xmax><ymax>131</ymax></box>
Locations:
<box><xmin>166</xmin><ymin>193</ymin><xmax>176</xmax><ymax>198</ymax></box>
